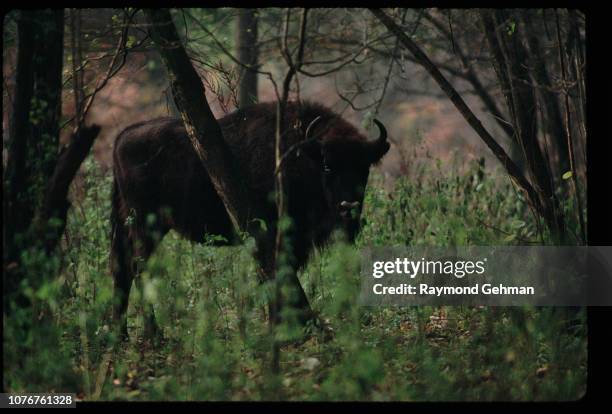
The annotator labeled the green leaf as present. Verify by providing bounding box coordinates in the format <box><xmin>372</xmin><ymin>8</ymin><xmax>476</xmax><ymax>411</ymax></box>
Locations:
<box><xmin>126</xmin><ymin>35</ymin><xmax>136</xmax><ymax>48</ymax></box>
<box><xmin>507</xmin><ymin>22</ymin><xmax>516</xmax><ymax>35</ymax></box>
<box><xmin>503</xmin><ymin>233</ymin><xmax>517</xmax><ymax>242</ymax></box>
<box><xmin>562</xmin><ymin>171</ymin><xmax>573</xmax><ymax>180</ymax></box>
<box><xmin>251</xmin><ymin>217</ymin><xmax>268</xmax><ymax>232</ymax></box>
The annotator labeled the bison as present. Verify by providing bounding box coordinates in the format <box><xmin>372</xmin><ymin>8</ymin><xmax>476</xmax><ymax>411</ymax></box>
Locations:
<box><xmin>110</xmin><ymin>101</ymin><xmax>389</xmax><ymax>339</ymax></box>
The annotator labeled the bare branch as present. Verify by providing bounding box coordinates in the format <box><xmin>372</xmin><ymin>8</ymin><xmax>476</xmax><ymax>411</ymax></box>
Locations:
<box><xmin>183</xmin><ymin>9</ymin><xmax>274</xmax><ymax>78</ymax></box>
<box><xmin>370</xmin><ymin>8</ymin><xmax>545</xmax><ymax>220</ymax></box>
<box><xmin>77</xmin><ymin>9</ymin><xmax>137</xmax><ymax>127</ymax></box>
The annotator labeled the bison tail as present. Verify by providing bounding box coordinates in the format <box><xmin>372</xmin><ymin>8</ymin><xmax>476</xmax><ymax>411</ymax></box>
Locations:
<box><xmin>110</xmin><ymin>177</ymin><xmax>126</xmax><ymax>272</ymax></box>
<box><xmin>110</xmin><ymin>177</ymin><xmax>119</xmax><ymax>244</ymax></box>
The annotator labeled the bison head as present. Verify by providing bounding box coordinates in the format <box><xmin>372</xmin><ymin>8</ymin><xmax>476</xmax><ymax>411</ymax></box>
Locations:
<box><xmin>301</xmin><ymin>116</ymin><xmax>390</xmax><ymax>242</ymax></box>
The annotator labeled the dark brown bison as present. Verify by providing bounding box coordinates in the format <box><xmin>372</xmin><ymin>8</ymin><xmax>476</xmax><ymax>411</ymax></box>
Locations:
<box><xmin>110</xmin><ymin>101</ymin><xmax>389</xmax><ymax>339</ymax></box>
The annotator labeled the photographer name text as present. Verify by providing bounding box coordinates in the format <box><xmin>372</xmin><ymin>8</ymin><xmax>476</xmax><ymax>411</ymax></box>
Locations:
<box><xmin>372</xmin><ymin>283</ymin><xmax>535</xmax><ymax>296</ymax></box>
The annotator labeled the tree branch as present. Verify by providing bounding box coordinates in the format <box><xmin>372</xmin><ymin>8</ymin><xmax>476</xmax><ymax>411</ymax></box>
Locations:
<box><xmin>370</xmin><ymin>8</ymin><xmax>545</xmax><ymax>219</ymax></box>
<box><xmin>37</xmin><ymin>124</ymin><xmax>101</xmax><ymax>253</ymax></box>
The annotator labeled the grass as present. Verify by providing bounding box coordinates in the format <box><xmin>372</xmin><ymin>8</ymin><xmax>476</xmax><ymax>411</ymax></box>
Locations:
<box><xmin>3</xmin><ymin>155</ymin><xmax>587</xmax><ymax>401</ymax></box>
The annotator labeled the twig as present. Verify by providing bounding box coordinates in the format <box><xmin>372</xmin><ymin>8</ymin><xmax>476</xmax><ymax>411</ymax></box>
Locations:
<box><xmin>183</xmin><ymin>9</ymin><xmax>274</xmax><ymax>79</ymax></box>
<box><xmin>77</xmin><ymin>9</ymin><xmax>137</xmax><ymax>128</ymax></box>
<box><xmin>374</xmin><ymin>9</ymin><xmax>407</xmax><ymax>116</ymax></box>
<box><xmin>273</xmin><ymin>116</ymin><xmax>324</xmax><ymax>176</ymax></box>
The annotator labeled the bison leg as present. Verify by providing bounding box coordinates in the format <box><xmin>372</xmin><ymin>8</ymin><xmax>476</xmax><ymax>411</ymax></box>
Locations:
<box><xmin>284</xmin><ymin>269</ymin><xmax>314</xmax><ymax>325</ymax></box>
<box><xmin>254</xmin><ymin>238</ymin><xmax>314</xmax><ymax>328</ymax></box>
<box><xmin>130</xmin><ymin>218</ymin><xmax>167</xmax><ymax>343</ymax></box>
<box><xmin>133</xmin><ymin>277</ymin><xmax>161</xmax><ymax>340</ymax></box>
<box><xmin>110</xmin><ymin>210</ymin><xmax>135</xmax><ymax>341</ymax></box>
<box><xmin>111</xmin><ymin>206</ymin><xmax>167</xmax><ymax>342</ymax></box>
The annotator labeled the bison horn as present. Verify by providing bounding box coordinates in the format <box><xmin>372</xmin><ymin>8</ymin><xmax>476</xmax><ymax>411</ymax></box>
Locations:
<box><xmin>373</xmin><ymin>119</ymin><xmax>387</xmax><ymax>145</ymax></box>
<box><xmin>305</xmin><ymin>116</ymin><xmax>323</xmax><ymax>140</ymax></box>
<box><xmin>368</xmin><ymin>119</ymin><xmax>390</xmax><ymax>162</ymax></box>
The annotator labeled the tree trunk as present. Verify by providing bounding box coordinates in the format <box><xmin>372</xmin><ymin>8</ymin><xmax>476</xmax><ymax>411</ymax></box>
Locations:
<box><xmin>3</xmin><ymin>10</ymin><xmax>65</xmax><ymax>307</ymax></box>
<box><xmin>4</xmin><ymin>10</ymin><xmax>36</xmax><ymax>274</ymax></box>
<box><xmin>236</xmin><ymin>8</ymin><xmax>258</xmax><ymax>107</ymax></box>
<box><xmin>479</xmin><ymin>9</ymin><xmax>565</xmax><ymax>243</ymax></box>
<box><xmin>145</xmin><ymin>9</ymin><xmax>259</xmax><ymax>236</ymax></box>
<box><xmin>36</xmin><ymin>124</ymin><xmax>101</xmax><ymax>254</ymax></box>
<box><xmin>520</xmin><ymin>9</ymin><xmax>570</xmax><ymax>177</ymax></box>
<box><xmin>4</xmin><ymin>9</ymin><xmax>102</xmax><ymax>308</ymax></box>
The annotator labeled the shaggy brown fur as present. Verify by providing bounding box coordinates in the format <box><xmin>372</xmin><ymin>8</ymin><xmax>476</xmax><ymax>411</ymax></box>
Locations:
<box><xmin>110</xmin><ymin>101</ymin><xmax>389</xmax><ymax>338</ymax></box>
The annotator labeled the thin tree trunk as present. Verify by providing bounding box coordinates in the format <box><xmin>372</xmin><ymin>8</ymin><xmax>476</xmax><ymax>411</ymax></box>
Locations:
<box><xmin>145</xmin><ymin>9</ymin><xmax>258</xmax><ymax>236</ymax></box>
<box><xmin>236</xmin><ymin>8</ymin><xmax>258</xmax><ymax>107</ymax></box>
<box><xmin>521</xmin><ymin>9</ymin><xmax>570</xmax><ymax>177</ymax></box>
<box><xmin>554</xmin><ymin>9</ymin><xmax>586</xmax><ymax>244</ymax></box>
<box><xmin>268</xmin><ymin>8</ymin><xmax>311</xmax><ymax>376</ymax></box>
<box><xmin>566</xmin><ymin>10</ymin><xmax>587</xmax><ymax>165</ymax></box>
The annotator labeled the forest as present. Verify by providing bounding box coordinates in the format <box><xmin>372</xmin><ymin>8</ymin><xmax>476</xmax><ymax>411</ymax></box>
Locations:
<box><xmin>2</xmin><ymin>8</ymin><xmax>587</xmax><ymax>401</ymax></box>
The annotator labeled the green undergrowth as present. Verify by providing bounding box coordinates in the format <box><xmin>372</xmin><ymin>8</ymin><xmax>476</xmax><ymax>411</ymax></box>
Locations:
<box><xmin>3</xmin><ymin>156</ymin><xmax>587</xmax><ymax>401</ymax></box>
